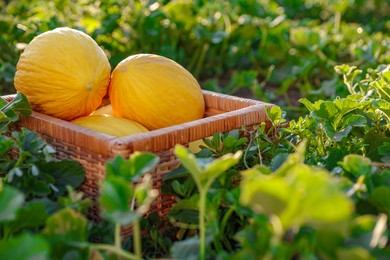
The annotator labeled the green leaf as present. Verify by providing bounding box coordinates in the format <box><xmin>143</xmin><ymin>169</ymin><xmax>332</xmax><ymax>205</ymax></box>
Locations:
<box><xmin>333</xmin><ymin>125</ymin><xmax>352</xmax><ymax>142</ymax></box>
<box><xmin>163</xmin><ymin>166</ymin><xmax>189</xmax><ymax>181</ymax></box>
<box><xmin>128</xmin><ymin>152</ymin><xmax>159</xmax><ymax>181</ymax></box>
<box><xmin>378</xmin><ymin>142</ymin><xmax>390</xmax><ymax>163</ymax></box>
<box><xmin>0</xmin><ymin>135</ymin><xmax>14</xmax><ymax>155</ymax></box>
<box><xmin>375</xmin><ymin>99</ymin><xmax>390</xmax><ymax>122</ymax></box>
<box><xmin>279</xmin><ymin>164</ymin><xmax>353</xmax><ymax>229</ymax></box>
<box><xmin>174</xmin><ymin>145</ymin><xmax>203</xmax><ymax>188</ymax></box>
<box><xmin>274</xmin><ymin>140</ymin><xmax>307</xmax><ymax>176</ymax></box>
<box><xmin>335</xmin><ymin>64</ymin><xmax>352</xmax><ymax>75</ymax></box>
<box><xmin>6</xmin><ymin>93</ymin><xmax>32</xmax><ymax>118</ymax></box>
<box><xmin>99</xmin><ymin>175</ymin><xmax>137</xmax><ymax>225</ymax></box>
<box><xmin>241</xmin><ymin>147</ymin><xmax>353</xmax><ymax>230</ymax></box>
<box><xmin>105</xmin><ymin>156</ymin><xmax>128</xmax><ymax>178</ymax></box>
<box><xmin>38</xmin><ymin>160</ymin><xmax>85</xmax><ymax>196</ymax></box>
<box><xmin>106</xmin><ymin>153</ymin><xmax>159</xmax><ymax>182</ymax></box>
<box><xmin>312</xmin><ymin>101</ymin><xmax>338</xmax><ymax>120</ymax></box>
<box><xmin>299</xmin><ymin>98</ymin><xmax>317</xmax><ymax>112</ymax></box>
<box><xmin>0</xmin><ymin>233</ymin><xmax>50</xmax><ymax>260</ymax></box>
<box><xmin>0</xmin><ymin>185</ymin><xmax>25</xmax><ymax>222</ymax></box>
<box><xmin>171</xmin><ymin>236</ymin><xmax>200</xmax><ymax>260</ymax></box>
<box><xmin>222</xmin><ymin>136</ymin><xmax>238</xmax><ymax>149</ymax></box>
<box><xmin>168</xmin><ymin>195</ymin><xmax>200</xmax><ymax>225</ymax></box>
<box><xmin>3</xmin><ymin>202</ymin><xmax>48</xmax><ymax>235</ymax></box>
<box><xmin>364</xmin><ymin>129</ymin><xmax>390</xmax><ymax>162</ymax></box>
<box><xmin>339</xmin><ymin>154</ymin><xmax>372</xmax><ymax>177</ymax></box>
<box><xmin>342</xmin><ymin>114</ymin><xmax>367</xmax><ymax>127</ymax></box>
<box><xmin>0</xmin><ymin>93</ymin><xmax>32</xmax><ymax>131</ymax></box>
<box><xmin>43</xmin><ymin>207</ymin><xmax>87</xmax><ymax>242</ymax></box>
<box><xmin>265</xmin><ymin>106</ymin><xmax>285</xmax><ymax>125</ymax></box>
<box><xmin>368</xmin><ymin>186</ymin><xmax>390</xmax><ymax>215</ymax></box>
<box><xmin>240</xmin><ymin>169</ymin><xmax>289</xmax><ymax>216</ymax></box>
<box><xmin>270</xmin><ymin>153</ymin><xmax>289</xmax><ymax>171</ymax></box>
<box><xmin>203</xmin><ymin>151</ymin><xmax>242</xmax><ymax>187</ymax></box>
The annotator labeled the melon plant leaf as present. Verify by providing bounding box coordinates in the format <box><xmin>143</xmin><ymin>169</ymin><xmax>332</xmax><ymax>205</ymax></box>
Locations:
<box><xmin>128</xmin><ymin>152</ymin><xmax>159</xmax><ymax>181</ymax></box>
<box><xmin>0</xmin><ymin>185</ymin><xmax>25</xmax><ymax>222</ymax></box>
<box><xmin>342</xmin><ymin>114</ymin><xmax>367</xmax><ymax>127</ymax></box>
<box><xmin>43</xmin><ymin>208</ymin><xmax>87</xmax><ymax>242</ymax></box>
<box><xmin>338</xmin><ymin>154</ymin><xmax>372</xmax><ymax>177</ymax></box>
<box><xmin>171</xmin><ymin>236</ymin><xmax>200</xmax><ymax>260</ymax></box>
<box><xmin>0</xmin><ymin>135</ymin><xmax>14</xmax><ymax>155</ymax></box>
<box><xmin>106</xmin><ymin>156</ymin><xmax>129</xmax><ymax>178</ymax></box>
<box><xmin>0</xmin><ymin>233</ymin><xmax>50</xmax><ymax>260</ymax></box>
<box><xmin>270</xmin><ymin>153</ymin><xmax>289</xmax><ymax>171</ymax></box>
<box><xmin>5</xmin><ymin>92</ymin><xmax>32</xmax><ymax>118</ymax></box>
<box><xmin>163</xmin><ymin>166</ymin><xmax>189</xmax><ymax>181</ymax></box>
<box><xmin>375</xmin><ymin>99</ymin><xmax>390</xmax><ymax>123</ymax></box>
<box><xmin>312</xmin><ymin>101</ymin><xmax>338</xmax><ymax>120</ymax></box>
<box><xmin>278</xmin><ymin>164</ymin><xmax>353</xmax><ymax>229</ymax></box>
<box><xmin>106</xmin><ymin>153</ymin><xmax>159</xmax><ymax>182</ymax></box>
<box><xmin>0</xmin><ymin>93</ymin><xmax>31</xmax><ymax>131</ymax></box>
<box><xmin>174</xmin><ymin>145</ymin><xmax>203</xmax><ymax>188</ymax></box>
<box><xmin>368</xmin><ymin>186</ymin><xmax>390</xmax><ymax>216</ymax></box>
<box><xmin>38</xmin><ymin>160</ymin><xmax>85</xmax><ymax>197</ymax></box>
<box><xmin>3</xmin><ymin>202</ymin><xmax>48</xmax><ymax>236</ymax></box>
<box><xmin>240</xmin><ymin>142</ymin><xmax>353</xmax><ymax>230</ymax></box>
<box><xmin>266</xmin><ymin>105</ymin><xmax>286</xmax><ymax>125</ymax></box>
<box><xmin>299</xmin><ymin>98</ymin><xmax>318</xmax><ymax>112</ymax></box>
<box><xmin>333</xmin><ymin>125</ymin><xmax>352</xmax><ymax>142</ymax></box>
<box><xmin>240</xmin><ymin>169</ymin><xmax>290</xmax><ymax>216</ymax></box>
<box><xmin>378</xmin><ymin>142</ymin><xmax>390</xmax><ymax>163</ymax></box>
<box><xmin>364</xmin><ymin>129</ymin><xmax>390</xmax><ymax>162</ymax></box>
<box><xmin>168</xmin><ymin>194</ymin><xmax>200</xmax><ymax>225</ymax></box>
<box><xmin>203</xmin><ymin>150</ymin><xmax>242</xmax><ymax>187</ymax></box>
<box><xmin>274</xmin><ymin>139</ymin><xmax>307</xmax><ymax>176</ymax></box>
<box><xmin>99</xmin><ymin>175</ymin><xmax>138</xmax><ymax>225</ymax></box>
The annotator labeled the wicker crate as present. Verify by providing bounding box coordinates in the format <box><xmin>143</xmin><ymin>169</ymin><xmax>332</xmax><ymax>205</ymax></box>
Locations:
<box><xmin>4</xmin><ymin>90</ymin><xmax>272</xmax><ymax>236</ymax></box>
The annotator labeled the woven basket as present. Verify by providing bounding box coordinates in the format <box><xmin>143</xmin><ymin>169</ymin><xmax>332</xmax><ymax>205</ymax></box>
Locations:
<box><xmin>4</xmin><ymin>90</ymin><xmax>272</xmax><ymax>236</ymax></box>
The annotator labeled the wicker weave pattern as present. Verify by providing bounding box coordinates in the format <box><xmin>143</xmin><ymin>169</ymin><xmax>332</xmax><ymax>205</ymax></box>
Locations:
<box><xmin>4</xmin><ymin>90</ymin><xmax>272</xmax><ymax>237</ymax></box>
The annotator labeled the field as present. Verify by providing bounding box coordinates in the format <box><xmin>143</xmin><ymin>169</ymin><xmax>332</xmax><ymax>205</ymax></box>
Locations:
<box><xmin>0</xmin><ymin>0</ymin><xmax>389</xmax><ymax>259</ymax></box>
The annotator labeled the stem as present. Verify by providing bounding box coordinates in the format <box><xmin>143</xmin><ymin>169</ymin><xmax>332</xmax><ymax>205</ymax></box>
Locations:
<box><xmin>199</xmin><ymin>188</ymin><xmax>207</xmax><ymax>260</ymax></box>
<box><xmin>133</xmin><ymin>219</ymin><xmax>142</xmax><ymax>260</ymax></box>
<box><xmin>219</xmin><ymin>206</ymin><xmax>235</xmax><ymax>237</ymax></box>
<box><xmin>115</xmin><ymin>223</ymin><xmax>121</xmax><ymax>249</ymax></box>
<box><xmin>92</xmin><ymin>244</ymin><xmax>138</xmax><ymax>260</ymax></box>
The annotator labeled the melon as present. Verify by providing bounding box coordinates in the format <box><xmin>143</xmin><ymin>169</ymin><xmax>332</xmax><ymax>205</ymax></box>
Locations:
<box><xmin>92</xmin><ymin>104</ymin><xmax>113</xmax><ymax>116</ymax></box>
<box><xmin>71</xmin><ymin>114</ymin><xmax>148</xmax><ymax>137</ymax></box>
<box><xmin>14</xmin><ymin>27</ymin><xmax>111</xmax><ymax>121</ymax></box>
<box><xmin>108</xmin><ymin>54</ymin><xmax>205</xmax><ymax>130</ymax></box>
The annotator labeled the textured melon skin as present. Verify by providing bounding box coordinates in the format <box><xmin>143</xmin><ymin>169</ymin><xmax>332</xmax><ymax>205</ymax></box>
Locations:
<box><xmin>71</xmin><ymin>115</ymin><xmax>148</xmax><ymax>137</ymax></box>
<box><xmin>109</xmin><ymin>54</ymin><xmax>205</xmax><ymax>130</ymax></box>
<box><xmin>92</xmin><ymin>104</ymin><xmax>113</xmax><ymax>116</ymax></box>
<box><xmin>14</xmin><ymin>27</ymin><xmax>110</xmax><ymax>121</ymax></box>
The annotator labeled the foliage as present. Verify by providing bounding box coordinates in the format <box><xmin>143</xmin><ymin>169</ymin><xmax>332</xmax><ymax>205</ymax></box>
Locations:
<box><xmin>0</xmin><ymin>0</ymin><xmax>389</xmax><ymax>259</ymax></box>
<box><xmin>1</xmin><ymin>0</ymin><xmax>389</xmax><ymax>113</ymax></box>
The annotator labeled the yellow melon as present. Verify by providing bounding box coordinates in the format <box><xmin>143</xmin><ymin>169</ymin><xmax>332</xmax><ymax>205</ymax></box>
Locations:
<box><xmin>92</xmin><ymin>104</ymin><xmax>113</xmax><ymax>116</ymax></box>
<box><xmin>14</xmin><ymin>27</ymin><xmax>111</xmax><ymax>121</ymax></box>
<box><xmin>71</xmin><ymin>114</ymin><xmax>148</xmax><ymax>137</ymax></box>
<box><xmin>108</xmin><ymin>54</ymin><xmax>205</xmax><ymax>130</ymax></box>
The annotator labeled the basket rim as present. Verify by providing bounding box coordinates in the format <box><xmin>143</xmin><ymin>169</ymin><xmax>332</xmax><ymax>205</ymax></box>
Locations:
<box><xmin>3</xmin><ymin>90</ymin><xmax>273</xmax><ymax>156</ymax></box>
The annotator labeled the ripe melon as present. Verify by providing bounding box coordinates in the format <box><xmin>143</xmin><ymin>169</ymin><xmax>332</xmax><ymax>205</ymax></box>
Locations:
<box><xmin>14</xmin><ymin>27</ymin><xmax>111</xmax><ymax>121</ymax></box>
<box><xmin>108</xmin><ymin>54</ymin><xmax>205</xmax><ymax>130</ymax></box>
<box><xmin>92</xmin><ymin>104</ymin><xmax>113</xmax><ymax>116</ymax></box>
<box><xmin>71</xmin><ymin>114</ymin><xmax>148</xmax><ymax>137</ymax></box>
